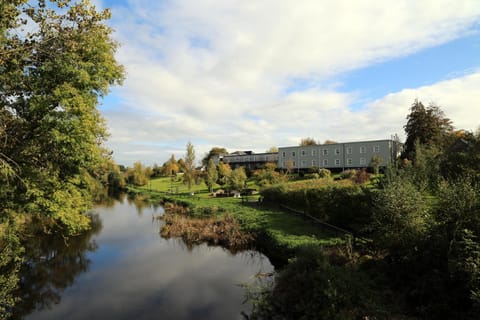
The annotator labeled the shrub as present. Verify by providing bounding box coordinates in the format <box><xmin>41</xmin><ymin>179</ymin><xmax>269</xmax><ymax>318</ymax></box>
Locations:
<box><xmin>247</xmin><ymin>247</ymin><xmax>388</xmax><ymax>319</ymax></box>
<box><xmin>340</xmin><ymin>169</ymin><xmax>357</xmax><ymax>180</ymax></box>
<box><xmin>318</xmin><ymin>168</ymin><xmax>331</xmax><ymax>178</ymax></box>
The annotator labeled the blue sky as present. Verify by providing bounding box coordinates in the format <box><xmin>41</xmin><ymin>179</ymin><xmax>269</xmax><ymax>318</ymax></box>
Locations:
<box><xmin>95</xmin><ymin>0</ymin><xmax>480</xmax><ymax>166</ymax></box>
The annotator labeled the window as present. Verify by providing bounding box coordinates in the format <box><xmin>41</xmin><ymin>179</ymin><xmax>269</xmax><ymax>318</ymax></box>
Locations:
<box><xmin>301</xmin><ymin>150</ymin><xmax>306</xmax><ymax>156</ymax></box>
<box><xmin>360</xmin><ymin>158</ymin><xmax>366</xmax><ymax>165</ymax></box>
<box><xmin>360</xmin><ymin>146</ymin><xmax>366</xmax><ymax>154</ymax></box>
<box><xmin>335</xmin><ymin>159</ymin><xmax>340</xmax><ymax>166</ymax></box>
<box><xmin>282</xmin><ymin>152</ymin><xmax>286</xmax><ymax>157</ymax></box>
<box><xmin>292</xmin><ymin>161</ymin><xmax>296</xmax><ymax>167</ymax></box>
<box><xmin>292</xmin><ymin>151</ymin><xmax>296</xmax><ymax>157</ymax></box>
<box><xmin>312</xmin><ymin>160</ymin><xmax>317</xmax><ymax>166</ymax></box>
<box><xmin>312</xmin><ymin>150</ymin><xmax>316</xmax><ymax>156</ymax></box>
<box><xmin>373</xmin><ymin>145</ymin><xmax>380</xmax><ymax>153</ymax></box>
<box><xmin>323</xmin><ymin>159</ymin><xmax>328</xmax><ymax>166</ymax></box>
<box><xmin>346</xmin><ymin>147</ymin><xmax>352</xmax><ymax>154</ymax></box>
<box><xmin>347</xmin><ymin>158</ymin><xmax>353</xmax><ymax>165</ymax></box>
<box><xmin>322</xmin><ymin>149</ymin><xmax>328</xmax><ymax>156</ymax></box>
<box><xmin>335</xmin><ymin>148</ymin><xmax>340</xmax><ymax>155</ymax></box>
<box><xmin>301</xmin><ymin>160</ymin><xmax>306</xmax><ymax>166</ymax></box>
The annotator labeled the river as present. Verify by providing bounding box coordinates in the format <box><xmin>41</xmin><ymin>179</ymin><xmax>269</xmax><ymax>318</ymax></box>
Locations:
<box><xmin>15</xmin><ymin>195</ymin><xmax>274</xmax><ymax>320</ymax></box>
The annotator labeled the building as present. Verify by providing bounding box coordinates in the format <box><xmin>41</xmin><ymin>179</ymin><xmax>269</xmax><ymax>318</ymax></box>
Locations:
<box><xmin>277</xmin><ymin>139</ymin><xmax>402</xmax><ymax>172</ymax></box>
<box><xmin>213</xmin><ymin>151</ymin><xmax>279</xmax><ymax>169</ymax></box>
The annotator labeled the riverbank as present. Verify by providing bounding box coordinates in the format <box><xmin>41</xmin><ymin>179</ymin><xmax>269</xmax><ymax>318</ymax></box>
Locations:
<box><xmin>127</xmin><ymin>178</ymin><xmax>346</xmax><ymax>265</ymax></box>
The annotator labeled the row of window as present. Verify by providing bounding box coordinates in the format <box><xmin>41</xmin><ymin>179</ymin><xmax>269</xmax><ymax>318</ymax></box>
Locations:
<box><xmin>283</xmin><ymin>145</ymin><xmax>380</xmax><ymax>158</ymax></box>
<box><xmin>224</xmin><ymin>156</ymin><xmax>277</xmax><ymax>162</ymax></box>
<box><xmin>288</xmin><ymin>158</ymin><xmax>368</xmax><ymax>167</ymax></box>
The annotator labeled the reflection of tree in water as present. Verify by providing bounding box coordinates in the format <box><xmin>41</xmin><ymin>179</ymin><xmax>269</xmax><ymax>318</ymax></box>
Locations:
<box><xmin>126</xmin><ymin>193</ymin><xmax>150</xmax><ymax>216</ymax></box>
<box><xmin>93</xmin><ymin>191</ymin><xmax>125</xmax><ymax>208</ymax></box>
<box><xmin>11</xmin><ymin>214</ymin><xmax>103</xmax><ymax>319</ymax></box>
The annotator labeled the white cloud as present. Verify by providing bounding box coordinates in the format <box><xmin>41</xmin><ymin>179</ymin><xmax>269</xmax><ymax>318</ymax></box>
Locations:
<box><xmin>99</xmin><ymin>0</ymin><xmax>480</xmax><ymax>165</ymax></box>
<box><xmin>365</xmin><ymin>71</ymin><xmax>480</xmax><ymax>140</ymax></box>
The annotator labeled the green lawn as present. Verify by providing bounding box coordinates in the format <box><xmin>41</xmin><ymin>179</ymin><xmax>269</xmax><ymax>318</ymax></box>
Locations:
<box><xmin>130</xmin><ymin>177</ymin><xmax>344</xmax><ymax>250</ymax></box>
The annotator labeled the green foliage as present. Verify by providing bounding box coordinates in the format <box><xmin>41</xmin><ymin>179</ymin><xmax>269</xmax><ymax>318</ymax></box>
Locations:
<box><xmin>371</xmin><ymin>177</ymin><xmax>429</xmax><ymax>257</ymax></box>
<box><xmin>204</xmin><ymin>158</ymin><xmax>218</xmax><ymax>192</ymax></box>
<box><xmin>340</xmin><ymin>169</ymin><xmax>357</xmax><ymax>180</ymax></box>
<box><xmin>261</xmin><ymin>182</ymin><xmax>373</xmax><ymax>233</ymax></box>
<box><xmin>370</xmin><ymin>154</ymin><xmax>382</xmax><ymax>174</ymax></box>
<box><xmin>217</xmin><ymin>162</ymin><xmax>232</xmax><ymax>187</ymax></box>
<box><xmin>161</xmin><ymin>154</ymin><xmax>179</xmax><ymax>177</ymax></box>
<box><xmin>202</xmin><ymin>147</ymin><xmax>227</xmax><ymax>166</ymax></box>
<box><xmin>0</xmin><ymin>218</ymin><xmax>23</xmax><ymax>320</ymax></box>
<box><xmin>229</xmin><ymin>167</ymin><xmax>247</xmax><ymax>191</ymax></box>
<box><xmin>253</xmin><ymin>162</ymin><xmax>286</xmax><ymax>186</ymax></box>
<box><xmin>440</xmin><ymin>129</ymin><xmax>480</xmax><ymax>182</ymax></box>
<box><xmin>403</xmin><ymin>99</ymin><xmax>453</xmax><ymax>160</ymax></box>
<box><xmin>183</xmin><ymin>141</ymin><xmax>196</xmax><ymax>190</ymax></box>
<box><xmin>125</xmin><ymin>161</ymin><xmax>151</xmax><ymax>186</ymax></box>
<box><xmin>449</xmin><ymin>229</ymin><xmax>480</xmax><ymax>312</ymax></box>
<box><xmin>317</xmin><ymin>168</ymin><xmax>331</xmax><ymax>178</ymax></box>
<box><xmin>0</xmin><ymin>0</ymin><xmax>124</xmax><ymax>235</ymax></box>
<box><xmin>248</xmin><ymin>247</ymin><xmax>387</xmax><ymax>320</ymax></box>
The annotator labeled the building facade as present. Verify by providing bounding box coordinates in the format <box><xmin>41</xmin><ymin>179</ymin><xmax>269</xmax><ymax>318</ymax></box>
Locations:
<box><xmin>278</xmin><ymin>139</ymin><xmax>402</xmax><ymax>171</ymax></box>
<box><xmin>213</xmin><ymin>151</ymin><xmax>279</xmax><ymax>169</ymax></box>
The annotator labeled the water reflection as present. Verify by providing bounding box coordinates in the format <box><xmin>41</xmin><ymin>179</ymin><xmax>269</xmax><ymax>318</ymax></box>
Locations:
<box><xmin>18</xmin><ymin>197</ymin><xmax>273</xmax><ymax>320</ymax></box>
<box><xmin>12</xmin><ymin>214</ymin><xmax>102</xmax><ymax>319</ymax></box>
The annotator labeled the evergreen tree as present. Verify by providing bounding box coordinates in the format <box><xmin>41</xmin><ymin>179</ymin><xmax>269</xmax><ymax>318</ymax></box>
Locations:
<box><xmin>403</xmin><ymin>99</ymin><xmax>453</xmax><ymax>160</ymax></box>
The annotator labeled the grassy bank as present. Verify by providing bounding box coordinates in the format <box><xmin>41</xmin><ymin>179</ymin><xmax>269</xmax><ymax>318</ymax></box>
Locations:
<box><xmin>127</xmin><ymin>177</ymin><xmax>345</xmax><ymax>262</ymax></box>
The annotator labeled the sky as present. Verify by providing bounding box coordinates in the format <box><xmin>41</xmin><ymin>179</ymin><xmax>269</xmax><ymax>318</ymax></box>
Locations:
<box><xmin>94</xmin><ymin>0</ymin><xmax>480</xmax><ymax>166</ymax></box>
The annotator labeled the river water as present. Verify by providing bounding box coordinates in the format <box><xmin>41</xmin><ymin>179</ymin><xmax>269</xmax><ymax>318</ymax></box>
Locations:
<box><xmin>17</xmin><ymin>196</ymin><xmax>273</xmax><ymax>320</ymax></box>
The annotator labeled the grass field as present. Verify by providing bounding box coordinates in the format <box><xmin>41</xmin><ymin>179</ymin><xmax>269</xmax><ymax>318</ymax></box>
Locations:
<box><xmin>129</xmin><ymin>176</ymin><xmax>345</xmax><ymax>251</ymax></box>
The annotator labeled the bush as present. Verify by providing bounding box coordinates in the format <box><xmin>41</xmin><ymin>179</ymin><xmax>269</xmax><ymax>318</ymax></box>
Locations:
<box><xmin>318</xmin><ymin>168</ymin><xmax>331</xmax><ymax>178</ymax></box>
<box><xmin>247</xmin><ymin>247</ymin><xmax>388</xmax><ymax>319</ymax></box>
<box><xmin>340</xmin><ymin>169</ymin><xmax>357</xmax><ymax>180</ymax></box>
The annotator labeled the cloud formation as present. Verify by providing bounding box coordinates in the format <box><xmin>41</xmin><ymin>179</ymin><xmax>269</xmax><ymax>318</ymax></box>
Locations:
<box><xmin>99</xmin><ymin>0</ymin><xmax>480</xmax><ymax>165</ymax></box>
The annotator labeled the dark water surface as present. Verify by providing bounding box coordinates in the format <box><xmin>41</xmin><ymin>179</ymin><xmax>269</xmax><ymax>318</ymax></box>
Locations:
<box><xmin>21</xmin><ymin>196</ymin><xmax>273</xmax><ymax>320</ymax></box>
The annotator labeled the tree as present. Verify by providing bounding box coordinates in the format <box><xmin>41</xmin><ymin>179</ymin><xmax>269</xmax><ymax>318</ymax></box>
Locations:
<box><xmin>369</xmin><ymin>155</ymin><xmax>382</xmax><ymax>174</ymax></box>
<box><xmin>163</xmin><ymin>154</ymin><xmax>179</xmax><ymax>177</ymax></box>
<box><xmin>266</xmin><ymin>146</ymin><xmax>278</xmax><ymax>153</ymax></box>
<box><xmin>125</xmin><ymin>162</ymin><xmax>150</xmax><ymax>186</ymax></box>
<box><xmin>177</xmin><ymin>158</ymin><xmax>186</xmax><ymax>173</ymax></box>
<box><xmin>204</xmin><ymin>158</ymin><xmax>218</xmax><ymax>192</ymax></box>
<box><xmin>183</xmin><ymin>141</ymin><xmax>196</xmax><ymax>190</ymax></box>
<box><xmin>0</xmin><ymin>0</ymin><xmax>124</xmax><ymax>235</ymax></box>
<box><xmin>217</xmin><ymin>162</ymin><xmax>232</xmax><ymax>187</ymax></box>
<box><xmin>254</xmin><ymin>162</ymin><xmax>286</xmax><ymax>186</ymax></box>
<box><xmin>300</xmin><ymin>137</ymin><xmax>318</xmax><ymax>146</ymax></box>
<box><xmin>229</xmin><ymin>167</ymin><xmax>247</xmax><ymax>191</ymax></box>
<box><xmin>403</xmin><ymin>99</ymin><xmax>453</xmax><ymax>160</ymax></box>
<box><xmin>371</xmin><ymin>177</ymin><xmax>430</xmax><ymax>258</ymax></box>
<box><xmin>202</xmin><ymin>147</ymin><xmax>227</xmax><ymax>166</ymax></box>
<box><xmin>323</xmin><ymin>140</ymin><xmax>337</xmax><ymax>145</ymax></box>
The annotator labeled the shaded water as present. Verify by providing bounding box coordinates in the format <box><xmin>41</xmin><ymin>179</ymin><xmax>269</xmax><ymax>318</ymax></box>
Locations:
<box><xmin>17</xmin><ymin>196</ymin><xmax>273</xmax><ymax>320</ymax></box>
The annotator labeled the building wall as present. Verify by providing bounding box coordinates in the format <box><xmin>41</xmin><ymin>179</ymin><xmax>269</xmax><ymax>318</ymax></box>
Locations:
<box><xmin>278</xmin><ymin>140</ymin><xmax>400</xmax><ymax>170</ymax></box>
<box><xmin>213</xmin><ymin>152</ymin><xmax>279</xmax><ymax>169</ymax></box>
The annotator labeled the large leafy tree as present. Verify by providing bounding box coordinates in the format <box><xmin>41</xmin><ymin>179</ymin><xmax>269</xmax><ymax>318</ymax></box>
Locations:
<box><xmin>229</xmin><ymin>167</ymin><xmax>247</xmax><ymax>191</ymax></box>
<box><xmin>403</xmin><ymin>99</ymin><xmax>453</xmax><ymax>160</ymax></box>
<box><xmin>0</xmin><ymin>0</ymin><xmax>124</xmax><ymax>234</ymax></box>
<box><xmin>202</xmin><ymin>147</ymin><xmax>227</xmax><ymax>166</ymax></box>
<box><xmin>204</xmin><ymin>158</ymin><xmax>218</xmax><ymax>192</ymax></box>
<box><xmin>162</xmin><ymin>154</ymin><xmax>179</xmax><ymax>177</ymax></box>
